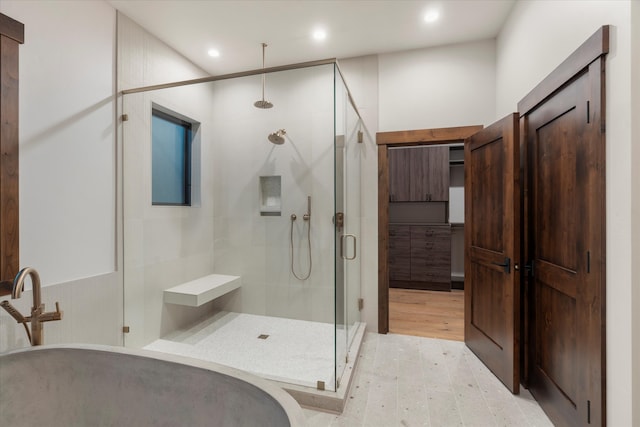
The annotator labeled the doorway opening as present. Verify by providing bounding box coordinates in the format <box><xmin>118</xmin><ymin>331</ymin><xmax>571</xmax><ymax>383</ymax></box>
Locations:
<box><xmin>382</xmin><ymin>138</ymin><xmax>470</xmax><ymax>341</ymax></box>
<box><xmin>377</xmin><ymin>125</ymin><xmax>482</xmax><ymax>337</ymax></box>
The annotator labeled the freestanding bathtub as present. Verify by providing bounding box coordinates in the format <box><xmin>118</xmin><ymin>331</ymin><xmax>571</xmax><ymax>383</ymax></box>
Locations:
<box><xmin>0</xmin><ymin>344</ymin><xmax>307</xmax><ymax>427</ymax></box>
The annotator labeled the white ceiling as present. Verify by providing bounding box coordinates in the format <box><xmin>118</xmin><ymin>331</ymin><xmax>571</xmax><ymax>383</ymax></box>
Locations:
<box><xmin>108</xmin><ymin>0</ymin><xmax>515</xmax><ymax>76</ymax></box>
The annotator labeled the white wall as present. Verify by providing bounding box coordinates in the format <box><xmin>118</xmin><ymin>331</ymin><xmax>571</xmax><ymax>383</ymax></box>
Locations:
<box><xmin>379</xmin><ymin>39</ymin><xmax>496</xmax><ymax>131</ymax></box>
<box><xmin>496</xmin><ymin>1</ymin><xmax>635</xmax><ymax>425</ymax></box>
<box><xmin>0</xmin><ymin>1</ymin><xmax>121</xmax><ymax>352</ymax></box>
<box><xmin>631</xmin><ymin>1</ymin><xmax>640</xmax><ymax>423</ymax></box>
<box><xmin>5</xmin><ymin>0</ymin><xmax>116</xmax><ymax>284</ymax></box>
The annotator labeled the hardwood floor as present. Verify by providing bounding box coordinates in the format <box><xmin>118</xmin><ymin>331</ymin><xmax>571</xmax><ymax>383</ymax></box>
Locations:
<box><xmin>389</xmin><ymin>288</ymin><xmax>464</xmax><ymax>341</ymax></box>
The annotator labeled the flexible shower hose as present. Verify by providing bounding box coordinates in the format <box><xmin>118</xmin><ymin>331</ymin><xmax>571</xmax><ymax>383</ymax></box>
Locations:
<box><xmin>290</xmin><ymin>217</ymin><xmax>312</xmax><ymax>280</ymax></box>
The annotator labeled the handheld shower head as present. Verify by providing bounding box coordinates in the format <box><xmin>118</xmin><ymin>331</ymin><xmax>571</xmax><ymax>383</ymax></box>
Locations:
<box><xmin>268</xmin><ymin>129</ymin><xmax>286</xmax><ymax>145</ymax></box>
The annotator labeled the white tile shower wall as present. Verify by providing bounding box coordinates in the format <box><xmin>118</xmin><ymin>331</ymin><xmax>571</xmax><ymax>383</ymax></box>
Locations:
<box><xmin>0</xmin><ymin>1</ymin><xmax>121</xmax><ymax>352</ymax></box>
<box><xmin>118</xmin><ymin>14</ymin><xmax>217</xmax><ymax>348</ymax></box>
<box><xmin>210</xmin><ymin>66</ymin><xmax>336</xmax><ymax>324</ymax></box>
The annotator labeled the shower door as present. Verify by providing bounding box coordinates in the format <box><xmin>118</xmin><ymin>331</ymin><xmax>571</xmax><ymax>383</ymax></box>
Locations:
<box><xmin>334</xmin><ymin>66</ymin><xmax>362</xmax><ymax>389</ymax></box>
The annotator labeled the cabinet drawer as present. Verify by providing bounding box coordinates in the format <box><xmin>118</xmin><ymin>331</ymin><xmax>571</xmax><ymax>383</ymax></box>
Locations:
<box><xmin>410</xmin><ymin>225</ymin><xmax>451</xmax><ymax>240</ymax></box>
<box><xmin>389</xmin><ymin>225</ymin><xmax>410</xmax><ymax>238</ymax></box>
<box><xmin>389</xmin><ymin>254</ymin><xmax>411</xmax><ymax>280</ymax></box>
<box><xmin>410</xmin><ymin>225</ymin><xmax>451</xmax><ymax>283</ymax></box>
<box><xmin>389</xmin><ymin>225</ymin><xmax>410</xmax><ymax>250</ymax></box>
<box><xmin>389</xmin><ymin>225</ymin><xmax>410</xmax><ymax>280</ymax></box>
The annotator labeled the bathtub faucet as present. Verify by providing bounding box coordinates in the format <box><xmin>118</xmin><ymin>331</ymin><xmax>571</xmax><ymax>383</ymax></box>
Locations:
<box><xmin>0</xmin><ymin>267</ymin><xmax>63</xmax><ymax>346</ymax></box>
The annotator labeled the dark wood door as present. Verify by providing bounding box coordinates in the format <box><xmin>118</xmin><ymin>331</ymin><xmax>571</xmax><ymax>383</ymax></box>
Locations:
<box><xmin>464</xmin><ymin>113</ymin><xmax>520</xmax><ymax>393</ymax></box>
<box><xmin>525</xmin><ymin>66</ymin><xmax>604</xmax><ymax>427</ymax></box>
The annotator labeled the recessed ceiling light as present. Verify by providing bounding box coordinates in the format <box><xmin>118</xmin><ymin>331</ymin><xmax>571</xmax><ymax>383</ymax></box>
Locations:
<box><xmin>207</xmin><ymin>48</ymin><xmax>220</xmax><ymax>58</ymax></box>
<box><xmin>423</xmin><ymin>10</ymin><xmax>440</xmax><ymax>23</ymax></box>
<box><xmin>312</xmin><ymin>28</ymin><xmax>327</xmax><ymax>41</ymax></box>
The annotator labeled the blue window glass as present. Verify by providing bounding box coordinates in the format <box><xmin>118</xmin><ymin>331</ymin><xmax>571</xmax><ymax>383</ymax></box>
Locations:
<box><xmin>152</xmin><ymin>109</ymin><xmax>192</xmax><ymax>205</ymax></box>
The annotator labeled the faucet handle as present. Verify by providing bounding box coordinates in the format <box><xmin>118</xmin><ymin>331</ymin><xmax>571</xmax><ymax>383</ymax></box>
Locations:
<box><xmin>39</xmin><ymin>301</ymin><xmax>63</xmax><ymax>322</ymax></box>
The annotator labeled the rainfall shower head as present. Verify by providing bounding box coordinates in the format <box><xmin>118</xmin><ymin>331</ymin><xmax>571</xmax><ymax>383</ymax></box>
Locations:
<box><xmin>268</xmin><ymin>129</ymin><xmax>286</xmax><ymax>145</ymax></box>
<box><xmin>254</xmin><ymin>43</ymin><xmax>273</xmax><ymax>109</ymax></box>
<box><xmin>254</xmin><ymin>100</ymin><xmax>273</xmax><ymax>109</ymax></box>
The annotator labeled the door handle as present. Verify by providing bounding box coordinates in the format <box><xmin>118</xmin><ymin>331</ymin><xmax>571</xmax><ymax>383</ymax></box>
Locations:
<box><xmin>524</xmin><ymin>260</ymin><xmax>534</xmax><ymax>277</ymax></box>
<box><xmin>340</xmin><ymin>234</ymin><xmax>357</xmax><ymax>260</ymax></box>
<box><xmin>492</xmin><ymin>257</ymin><xmax>511</xmax><ymax>274</ymax></box>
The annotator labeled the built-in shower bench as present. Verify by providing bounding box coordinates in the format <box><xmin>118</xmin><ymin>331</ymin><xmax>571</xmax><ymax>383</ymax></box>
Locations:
<box><xmin>163</xmin><ymin>274</ymin><xmax>241</xmax><ymax>307</ymax></box>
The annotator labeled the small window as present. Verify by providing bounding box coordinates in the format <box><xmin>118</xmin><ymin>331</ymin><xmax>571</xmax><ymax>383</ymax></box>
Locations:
<box><xmin>151</xmin><ymin>108</ymin><xmax>192</xmax><ymax>205</ymax></box>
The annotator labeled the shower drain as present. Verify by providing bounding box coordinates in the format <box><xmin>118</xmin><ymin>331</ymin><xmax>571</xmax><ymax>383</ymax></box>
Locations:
<box><xmin>257</xmin><ymin>334</ymin><xmax>269</xmax><ymax>340</ymax></box>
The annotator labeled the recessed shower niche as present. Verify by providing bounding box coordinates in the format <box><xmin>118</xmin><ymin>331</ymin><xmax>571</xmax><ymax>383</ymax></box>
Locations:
<box><xmin>259</xmin><ymin>175</ymin><xmax>281</xmax><ymax>216</ymax></box>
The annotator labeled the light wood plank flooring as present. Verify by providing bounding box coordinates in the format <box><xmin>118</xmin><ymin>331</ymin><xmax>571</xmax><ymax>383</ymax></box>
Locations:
<box><xmin>389</xmin><ymin>288</ymin><xmax>464</xmax><ymax>341</ymax></box>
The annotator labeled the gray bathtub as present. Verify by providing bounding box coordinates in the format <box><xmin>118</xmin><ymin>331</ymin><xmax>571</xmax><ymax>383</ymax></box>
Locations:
<box><xmin>0</xmin><ymin>344</ymin><xmax>306</xmax><ymax>427</ymax></box>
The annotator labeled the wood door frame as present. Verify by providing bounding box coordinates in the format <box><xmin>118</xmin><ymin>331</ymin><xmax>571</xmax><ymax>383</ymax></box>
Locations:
<box><xmin>0</xmin><ymin>13</ymin><xmax>24</xmax><ymax>293</ymax></box>
<box><xmin>518</xmin><ymin>26</ymin><xmax>608</xmax><ymax>424</ymax></box>
<box><xmin>377</xmin><ymin>125</ymin><xmax>483</xmax><ymax>333</ymax></box>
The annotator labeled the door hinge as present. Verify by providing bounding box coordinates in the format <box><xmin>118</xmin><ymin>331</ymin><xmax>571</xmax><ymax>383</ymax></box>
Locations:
<box><xmin>122</xmin><ymin>326</ymin><xmax>130</xmax><ymax>333</ymax></box>
<box><xmin>358</xmin><ymin>298</ymin><xmax>364</xmax><ymax>311</ymax></box>
<box><xmin>121</xmin><ymin>113</ymin><xmax>129</xmax><ymax>122</ymax></box>
<box><xmin>587</xmin><ymin>251</ymin><xmax>591</xmax><ymax>273</ymax></box>
<box><xmin>587</xmin><ymin>400</ymin><xmax>591</xmax><ymax>424</ymax></box>
<box><xmin>586</xmin><ymin>100</ymin><xmax>590</xmax><ymax>123</ymax></box>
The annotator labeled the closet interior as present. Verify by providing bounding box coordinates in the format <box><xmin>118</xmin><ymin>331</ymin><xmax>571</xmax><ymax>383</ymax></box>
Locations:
<box><xmin>388</xmin><ymin>145</ymin><xmax>464</xmax><ymax>292</ymax></box>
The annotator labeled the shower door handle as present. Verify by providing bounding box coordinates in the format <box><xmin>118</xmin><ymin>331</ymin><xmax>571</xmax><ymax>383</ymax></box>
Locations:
<box><xmin>340</xmin><ymin>234</ymin><xmax>357</xmax><ymax>260</ymax></box>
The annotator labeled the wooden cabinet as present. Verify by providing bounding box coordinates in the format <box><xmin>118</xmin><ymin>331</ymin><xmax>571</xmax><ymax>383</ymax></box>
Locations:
<box><xmin>389</xmin><ymin>224</ymin><xmax>451</xmax><ymax>291</ymax></box>
<box><xmin>389</xmin><ymin>225</ymin><xmax>410</xmax><ymax>280</ymax></box>
<box><xmin>389</xmin><ymin>146</ymin><xmax>449</xmax><ymax>202</ymax></box>
<box><xmin>389</xmin><ymin>148</ymin><xmax>412</xmax><ymax>202</ymax></box>
<box><xmin>410</xmin><ymin>226</ymin><xmax>451</xmax><ymax>285</ymax></box>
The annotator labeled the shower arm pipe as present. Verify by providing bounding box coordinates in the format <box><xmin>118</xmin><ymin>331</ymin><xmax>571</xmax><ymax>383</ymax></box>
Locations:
<box><xmin>260</xmin><ymin>43</ymin><xmax>266</xmax><ymax>101</ymax></box>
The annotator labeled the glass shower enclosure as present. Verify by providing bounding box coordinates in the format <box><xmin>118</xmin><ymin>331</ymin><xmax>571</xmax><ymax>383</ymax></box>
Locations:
<box><xmin>120</xmin><ymin>60</ymin><xmax>362</xmax><ymax>392</ymax></box>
